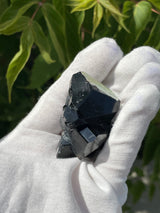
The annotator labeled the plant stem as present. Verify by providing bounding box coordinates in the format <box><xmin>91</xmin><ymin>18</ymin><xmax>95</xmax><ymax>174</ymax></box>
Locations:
<box><xmin>151</xmin><ymin>8</ymin><xmax>160</xmax><ymax>15</ymax></box>
<box><xmin>30</xmin><ymin>0</ymin><xmax>47</xmax><ymax>22</ymax></box>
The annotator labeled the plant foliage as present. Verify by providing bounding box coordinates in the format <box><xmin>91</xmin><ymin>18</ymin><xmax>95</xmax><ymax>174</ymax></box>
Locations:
<box><xmin>0</xmin><ymin>0</ymin><xmax>160</xmax><ymax>211</ymax></box>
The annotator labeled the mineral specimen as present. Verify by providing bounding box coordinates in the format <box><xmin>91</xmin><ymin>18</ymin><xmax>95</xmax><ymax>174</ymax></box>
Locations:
<box><xmin>56</xmin><ymin>72</ymin><xmax>120</xmax><ymax>161</ymax></box>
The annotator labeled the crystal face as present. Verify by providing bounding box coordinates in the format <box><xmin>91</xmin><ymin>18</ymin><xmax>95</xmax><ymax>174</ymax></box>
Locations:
<box><xmin>56</xmin><ymin>72</ymin><xmax>120</xmax><ymax>161</ymax></box>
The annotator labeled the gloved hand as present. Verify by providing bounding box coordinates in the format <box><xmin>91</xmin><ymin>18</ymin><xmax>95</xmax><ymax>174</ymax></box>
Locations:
<box><xmin>0</xmin><ymin>38</ymin><xmax>160</xmax><ymax>213</ymax></box>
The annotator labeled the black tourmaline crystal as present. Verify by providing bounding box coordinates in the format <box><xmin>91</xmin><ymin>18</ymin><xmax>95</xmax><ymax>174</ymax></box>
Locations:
<box><xmin>56</xmin><ymin>72</ymin><xmax>120</xmax><ymax>161</ymax></box>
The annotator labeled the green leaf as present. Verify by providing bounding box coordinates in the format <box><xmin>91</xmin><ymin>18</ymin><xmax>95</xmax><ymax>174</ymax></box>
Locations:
<box><xmin>134</xmin><ymin>167</ymin><xmax>144</xmax><ymax>177</ymax></box>
<box><xmin>111</xmin><ymin>13</ymin><xmax>129</xmax><ymax>32</ymax></box>
<box><xmin>31</xmin><ymin>21</ymin><xmax>55</xmax><ymax>64</ymax></box>
<box><xmin>116</xmin><ymin>1</ymin><xmax>151</xmax><ymax>53</ymax></box>
<box><xmin>52</xmin><ymin>0</ymin><xmax>84</xmax><ymax>63</ymax></box>
<box><xmin>65</xmin><ymin>9</ymin><xmax>84</xmax><ymax>62</ymax></box>
<box><xmin>100</xmin><ymin>0</ymin><xmax>123</xmax><ymax>16</ymax></box>
<box><xmin>0</xmin><ymin>16</ymin><xmax>30</xmax><ymax>35</ymax></box>
<box><xmin>6</xmin><ymin>27</ymin><xmax>34</xmax><ymax>102</ymax></box>
<box><xmin>103</xmin><ymin>9</ymin><xmax>111</xmax><ymax>26</ymax></box>
<box><xmin>0</xmin><ymin>0</ymin><xmax>38</xmax><ymax>32</ymax></box>
<box><xmin>145</xmin><ymin>15</ymin><xmax>160</xmax><ymax>49</ymax></box>
<box><xmin>27</xmin><ymin>55</ymin><xmax>61</xmax><ymax>89</ymax></box>
<box><xmin>102</xmin><ymin>1</ymin><xmax>129</xmax><ymax>32</ymax></box>
<box><xmin>92</xmin><ymin>3</ymin><xmax>103</xmax><ymax>37</ymax></box>
<box><xmin>153</xmin><ymin>145</ymin><xmax>160</xmax><ymax>175</ymax></box>
<box><xmin>133</xmin><ymin>1</ymin><xmax>152</xmax><ymax>39</ymax></box>
<box><xmin>148</xmin><ymin>0</ymin><xmax>160</xmax><ymax>10</ymax></box>
<box><xmin>0</xmin><ymin>0</ymin><xmax>9</xmax><ymax>15</ymax></box>
<box><xmin>153</xmin><ymin>110</ymin><xmax>160</xmax><ymax>123</ymax></box>
<box><xmin>130</xmin><ymin>180</ymin><xmax>146</xmax><ymax>203</ymax></box>
<box><xmin>143</xmin><ymin>124</ymin><xmax>160</xmax><ymax>165</ymax></box>
<box><xmin>52</xmin><ymin>0</ymin><xmax>66</xmax><ymax>15</ymax></box>
<box><xmin>70</xmin><ymin>0</ymin><xmax>96</xmax><ymax>12</ymax></box>
<box><xmin>76</xmin><ymin>11</ymin><xmax>85</xmax><ymax>34</ymax></box>
<box><xmin>42</xmin><ymin>3</ymin><xmax>67</xmax><ymax>67</ymax></box>
<box><xmin>116</xmin><ymin>1</ymin><xmax>134</xmax><ymax>52</ymax></box>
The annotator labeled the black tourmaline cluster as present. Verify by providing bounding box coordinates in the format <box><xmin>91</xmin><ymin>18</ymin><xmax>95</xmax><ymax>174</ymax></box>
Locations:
<box><xmin>56</xmin><ymin>72</ymin><xmax>120</xmax><ymax>161</ymax></box>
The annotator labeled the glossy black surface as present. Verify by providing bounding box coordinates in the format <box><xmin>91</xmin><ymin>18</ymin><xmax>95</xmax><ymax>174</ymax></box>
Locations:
<box><xmin>56</xmin><ymin>72</ymin><xmax>120</xmax><ymax>161</ymax></box>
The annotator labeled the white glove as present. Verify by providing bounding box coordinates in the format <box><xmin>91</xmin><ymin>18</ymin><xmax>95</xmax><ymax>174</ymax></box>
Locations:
<box><xmin>0</xmin><ymin>38</ymin><xmax>160</xmax><ymax>213</ymax></box>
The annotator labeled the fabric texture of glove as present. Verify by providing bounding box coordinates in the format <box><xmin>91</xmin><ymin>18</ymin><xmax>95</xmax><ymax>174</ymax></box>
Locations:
<box><xmin>0</xmin><ymin>38</ymin><xmax>160</xmax><ymax>213</ymax></box>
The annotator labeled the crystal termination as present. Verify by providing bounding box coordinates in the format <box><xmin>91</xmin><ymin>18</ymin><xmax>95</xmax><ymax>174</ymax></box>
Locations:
<box><xmin>56</xmin><ymin>72</ymin><xmax>120</xmax><ymax>161</ymax></box>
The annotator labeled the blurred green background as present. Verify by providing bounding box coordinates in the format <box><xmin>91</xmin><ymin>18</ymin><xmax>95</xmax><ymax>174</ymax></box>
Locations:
<box><xmin>0</xmin><ymin>0</ymin><xmax>160</xmax><ymax>212</ymax></box>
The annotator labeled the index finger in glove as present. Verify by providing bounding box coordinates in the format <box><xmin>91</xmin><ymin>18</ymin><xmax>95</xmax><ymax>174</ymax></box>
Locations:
<box><xmin>19</xmin><ymin>38</ymin><xmax>123</xmax><ymax>134</ymax></box>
